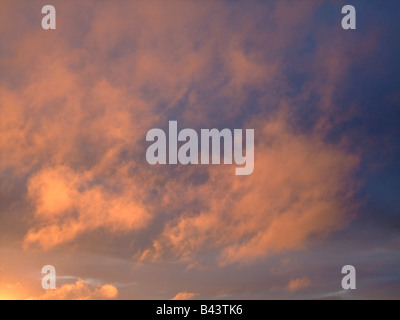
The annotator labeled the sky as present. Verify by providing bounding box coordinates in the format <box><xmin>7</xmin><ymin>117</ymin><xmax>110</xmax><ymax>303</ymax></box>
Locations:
<box><xmin>0</xmin><ymin>0</ymin><xmax>399</xmax><ymax>300</ymax></box>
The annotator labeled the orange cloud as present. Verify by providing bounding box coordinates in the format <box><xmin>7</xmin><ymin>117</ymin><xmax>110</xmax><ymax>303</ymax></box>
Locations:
<box><xmin>287</xmin><ymin>277</ymin><xmax>311</xmax><ymax>292</ymax></box>
<box><xmin>24</xmin><ymin>166</ymin><xmax>151</xmax><ymax>250</ymax></box>
<box><xmin>171</xmin><ymin>291</ymin><xmax>198</xmax><ymax>300</ymax></box>
<box><xmin>0</xmin><ymin>0</ymin><xmax>363</xmax><ymax>269</ymax></box>
<box><xmin>141</xmin><ymin>112</ymin><xmax>359</xmax><ymax>265</ymax></box>
<box><xmin>0</xmin><ymin>282</ymin><xmax>23</xmax><ymax>300</ymax></box>
<box><xmin>28</xmin><ymin>279</ymin><xmax>118</xmax><ymax>300</ymax></box>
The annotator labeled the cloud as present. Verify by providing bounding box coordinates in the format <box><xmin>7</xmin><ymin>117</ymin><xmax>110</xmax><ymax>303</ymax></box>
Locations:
<box><xmin>5</xmin><ymin>282</ymin><xmax>21</xmax><ymax>290</ymax></box>
<box><xmin>287</xmin><ymin>277</ymin><xmax>311</xmax><ymax>292</ymax></box>
<box><xmin>1</xmin><ymin>0</ymin><xmax>362</xmax><ymax>268</ymax></box>
<box><xmin>24</xmin><ymin>165</ymin><xmax>151</xmax><ymax>250</ymax></box>
<box><xmin>2</xmin><ymin>0</ymin><xmax>398</xmax><ymax>301</ymax></box>
<box><xmin>141</xmin><ymin>112</ymin><xmax>359</xmax><ymax>265</ymax></box>
<box><xmin>28</xmin><ymin>279</ymin><xmax>118</xmax><ymax>300</ymax></box>
<box><xmin>171</xmin><ymin>291</ymin><xmax>198</xmax><ymax>300</ymax></box>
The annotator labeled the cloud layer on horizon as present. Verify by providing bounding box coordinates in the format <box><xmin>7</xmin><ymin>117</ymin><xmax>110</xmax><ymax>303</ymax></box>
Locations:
<box><xmin>28</xmin><ymin>279</ymin><xmax>118</xmax><ymax>300</ymax></box>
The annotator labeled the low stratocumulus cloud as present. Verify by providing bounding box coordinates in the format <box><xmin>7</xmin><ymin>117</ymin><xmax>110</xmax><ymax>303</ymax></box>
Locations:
<box><xmin>28</xmin><ymin>279</ymin><xmax>118</xmax><ymax>300</ymax></box>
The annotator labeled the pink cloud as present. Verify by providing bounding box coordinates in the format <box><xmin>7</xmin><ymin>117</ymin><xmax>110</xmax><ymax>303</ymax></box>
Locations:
<box><xmin>24</xmin><ymin>166</ymin><xmax>151</xmax><ymax>250</ymax></box>
<box><xmin>28</xmin><ymin>279</ymin><xmax>118</xmax><ymax>300</ymax></box>
<box><xmin>141</xmin><ymin>112</ymin><xmax>359</xmax><ymax>265</ymax></box>
<box><xmin>287</xmin><ymin>277</ymin><xmax>311</xmax><ymax>292</ymax></box>
<box><xmin>0</xmin><ymin>0</ymin><xmax>364</xmax><ymax>269</ymax></box>
<box><xmin>171</xmin><ymin>291</ymin><xmax>198</xmax><ymax>300</ymax></box>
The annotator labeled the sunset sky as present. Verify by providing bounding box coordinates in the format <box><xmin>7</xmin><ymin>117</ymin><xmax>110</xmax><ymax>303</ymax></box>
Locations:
<box><xmin>1</xmin><ymin>0</ymin><xmax>399</xmax><ymax>300</ymax></box>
